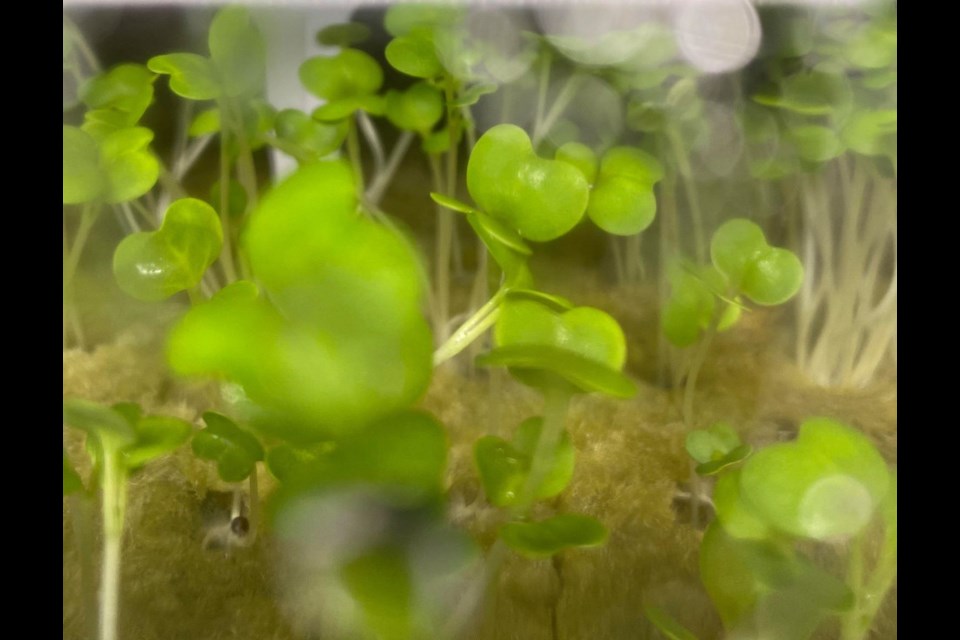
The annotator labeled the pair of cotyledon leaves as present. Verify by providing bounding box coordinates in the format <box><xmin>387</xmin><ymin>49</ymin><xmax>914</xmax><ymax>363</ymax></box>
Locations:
<box><xmin>63</xmin><ymin>64</ymin><xmax>159</xmax><ymax>205</ymax></box>
<box><xmin>662</xmin><ymin>219</ymin><xmax>804</xmax><ymax>348</ymax></box>
<box><xmin>465</xmin><ymin>124</ymin><xmax>664</xmax><ymax>242</ymax></box>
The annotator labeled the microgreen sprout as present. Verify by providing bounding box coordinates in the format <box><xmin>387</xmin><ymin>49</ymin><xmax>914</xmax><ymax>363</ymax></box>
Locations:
<box><xmin>63</xmin><ymin>399</ymin><xmax>191</xmax><ymax>640</ymax></box>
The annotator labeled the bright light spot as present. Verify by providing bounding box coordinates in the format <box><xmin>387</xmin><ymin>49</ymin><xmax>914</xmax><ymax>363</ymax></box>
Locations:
<box><xmin>799</xmin><ymin>474</ymin><xmax>874</xmax><ymax>540</ymax></box>
<box><xmin>673</xmin><ymin>0</ymin><xmax>761</xmax><ymax>74</ymax></box>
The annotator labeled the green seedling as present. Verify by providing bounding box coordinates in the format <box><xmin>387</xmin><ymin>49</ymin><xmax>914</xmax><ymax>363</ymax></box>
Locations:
<box><xmin>271</xmin><ymin>108</ymin><xmax>348</xmax><ymax>164</ymax></box>
<box><xmin>585</xmin><ymin>146</ymin><xmax>664</xmax><ymax>235</ymax></box>
<box><xmin>685</xmin><ymin>422</ymin><xmax>752</xmax><ymax>477</ymax></box>
<box><xmin>384</xmin><ymin>81</ymin><xmax>444</xmax><ymax>135</ymax></box>
<box><xmin>112</xmin><ymin>198</ymin><xmax>222</xmax><ymax>302</ymax></box>
<box><xmin>63</xmin><ymin>399</ymin><xmax>191</xmax><ymax>640</ymax></box>
<box><xmin>193</xmin><ymin>411</ymin><xmax>264</xmax><ymax>482</ymax></box>
<box><xmin>167</xmin><ymin>161</ymin><xmax>433</xmax><ymax>441</ymax></box>
<box><xmin>300</xmin><ymin>49</ymin><xmax>385</xmax><ymax>121</ymax></box>
<box><xmin>665</xmin><ymin>219</ymin><xmax>802</xmax><ymax>426</ymax></box>
<box><xmin>649</xmin><ymin>418</ymin><xmax>896</xmax><ymax>640</ymax></box>
<box><xmin>78</xmin><ymin>63</ymin><xmax>156</xmax><ymax>137</ymax></box>
<box><xmin>499</xmin><ymin>514</ymin><xmax>607</xmax><ymax>558</ymax></box>
<box><xmin>62</xmin><ymin>125</ymin><xmax>159</xmax><ymax>206</ymax></box>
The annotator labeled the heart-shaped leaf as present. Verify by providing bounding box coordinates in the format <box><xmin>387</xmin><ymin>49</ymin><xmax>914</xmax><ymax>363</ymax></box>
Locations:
<box><xmin>386</xmin><ymin>29</ymin><xmax>443</xmax><ymax>79</ymax></box>
<box><xmin>98</xmin><ymin>126</ymin><xmax>160</xmax><ymax>203</ymax></box>
<box><xmin>555</xmin><ymin>142</ymin><xmax>598</xmax><ymax>185</ymax></box>
<box><xmin>686</xmin><ymin>421</ymin><xmax>742</xmax><ymax>464</ymax></box>
<box><xmin>300</xmin><ymin>49</ymin><xmax>383</xmax><ymax>102</ymax></box>
<box><xmin>384</xmin><ymin>82</ymin><xmax>443</xmax><ymax>133</ymax></box>
<box><xmin>711</xmin><ymin>219</ymin><xmax>803</xmax><ymax>305</ymax></box>
<box><xmin>739</xmin><ymin>418</ymin><xmax>890</xmax><ymax>541</ymax></box>
<box><xmin>168</xmin><ymin>163</ymin><xmax>433</xmax><ymax>440</ymax></box>
<box><xmin>500</xmin><ymin>514</ymin><xmax>607</xmax><ymax>558</ymax></box>
<box><xmin>484</xmin><ymin>298</ymin><xmax>634</xmax><ymax>397</ymax></box>
<box><xmin>661</xmin><ymin>263</ymin><xmax>742</xmax><ymax>347</ymax></box>
<box><xmin>467</xmin><ymin>124</ymin><xmax>590</xmax><ymax>242</ymax></box>
<box><xmin>586</xmin><ymin>147</ymin><xmax>663</xmax><ymax>235</ymax></box>
<box><xmin>208</xmin><ymin>6</ymin><xmax>266</xmax><ymax>97</ymax></box>
<box><xmin>113</xmin><ymin>197</ymin><xmax>222</xmax><ymax>301</ymax></box>
<box><xmin>80</xmin><ymin>63</ymin><xmax>155</xmax><ymax>126</ymax></box>
<box><xmin>148</xmin><ymin>53</ymin><xmax>221</xmax><ymax>100</ymax></box>
<box><xmin>275</xmin><ymin>108</ymin><xmax>348</xmax><ymax>160</ymax></box>
<box><xmin>193</xmin><ymin>412</ymin><xmax>265</xmax><ymax>482</ymax></box>
<box><xmin>63</xmin><ymin>398</ymin><xmax>136</xmax><ymax>447</ymax></box>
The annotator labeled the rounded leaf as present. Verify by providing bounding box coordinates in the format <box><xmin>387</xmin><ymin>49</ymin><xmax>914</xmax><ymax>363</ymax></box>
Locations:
<box><xmin>555</xmin><ymin>142</ymin><xmax>598</xmax><ymax>185</ymax></box>
<box><xmin>740</xmin><ymin>247</ymin><xmax>804</xmax><ymax>306</ymax></box>
<box><xmin>208</xmin><ymin>6</ymin><xmax>266</xmax><ymax>97</ymax></box>
<box><xmin>80</xmin><ymin>63</ymin><xmax>155</xmax><ymax>124</ymax></box>
<box><xmin>275</xmin><ymin>108</ymin><xmax>348</xmax><ymax>160</ymax></box>
<box><xmin>474</xmin><ymin>436</ymin><xmax>526</xmax><ymax>507</ymax></box>
<box><xmin>586</xmin><ymin>147</ymin><xmax>663</xmax><ymax>235</ymax></box>
<box><xmin>386</xmin><ymin>31</ymin><xmax>443</xmax><ymax>78</ymax></box>
<box><xmin>148</xmin><ymin>53</ymin><xmax>220</xmax><ymax>100</ymax></box>
<box><xmin>384</xmin><ymin>82</ymin><xmax>444</xmax><ymax>133</ymax></box>
<box><xmin>113</xmin><ymin>198</ymin><xmax>222</xmax><ymax>301</ymax></box>
<box><xmin>98</xmin><ymin>126</ymin><xmax>160</xmax><ymax>203</ymax></box>
<box><xmin>710</xmin><ymin>218</ymin><xmax>768</xmax><ymax>287</ymax></box>
<box><xmin>467</xmin><ymin>124</ymin><xmax>589</xmax><ymax>242</ymax></box>
<box><xmin>299</xmin><ymin>49</ymin><xmax>383</xmax><ymax>101</ymax></box>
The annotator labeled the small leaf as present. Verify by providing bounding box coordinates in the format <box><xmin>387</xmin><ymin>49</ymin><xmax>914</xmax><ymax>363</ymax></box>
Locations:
<box><xmin>98</xmin><ymin>126</ymin><xmax>160</xmax><ymax>203</ymax></box>
<box><xmin>478</xmin><ymin>345</ymin><xmax>636</xmax><ymax>398</ymax></box>
<box><xmin>385</xmin><ymin>82</ymin><xmax>444</xmax><ymax>133</ymax></box>
<box><xmin>124</xmin><ymin>416</ymin><xmax>192</xmax><ymax>470</ymax></box>
<box><xmin>643</xmin><ymin>606</ymin><xmax>700</xmax><ymax>640</ymax></box>
<box><xmin>63</xmin><ymin>451</ymin><xmax>83</xmax><ymax>496</ymax></box>
<box><xmin>500</xmin><ymin>514</ymin><xmax>607</xmax><ymax>558</ymax></box>
<box><xmin>300</xmin><ymin>49</ymin><xmax>383</xmax><ymax>101</ymax></box>
<box><xmin>275</xmin><ymin>108</ymin><xmax>348</xmax><ymax>160</ymax></box>
<box><xmin>317</xmin><ymin>22</ymin><xmax>371</xmax><ymax>47</ymax></box>
<box><xmin>208</xmin><ymin>6</ymin><xmax>266</xmax><ymax>97</ymax></box>
<box><xmin>474</xmin><ymin>436</ymin><xmax>526</xmax><ymax>507</ymax></box>
<box><xmin>450</xmin><ymin>82</ymin><xmax>497</xmax><ymax>107</ymax></box>
<box><xmin>386</xmin><ymin>31</ymin><xmax>443</xmax><ymax>79</ymax></box>
<box><xmin>695</xmin><ymin>444</ymin><xmax>752</xmax><ymax>476</ymax></box>
<box><xmin>467</xmin><ymin>212</ymin><xmax>532</xmax><ymax>256</ymax></box>
<box><xmin>189</xmin><ymin>108</ymin><xmax>221</xmax><ymax>137</ymax></box>
<box><xmin>710</xmin><ymin>219</ymin><xmax>768</xmax><ymax>288</ymax></box>
<box><xmin>740</xmin><ymin>247</ymin><xmax>804</xmax><ymax>306</ymax></box>
<box><xmin>148</xmin><ymin>53</ymin><xmax>220</xmax><ymax>100</ymax></box>
<box><xmin>80</xmin><ymin>63</ymin><xmax>155</xmax><ymax>124</ymax></box>
<box><xmin>63</xmin><ymin>399</ymin><xmax>136</xmax><ymax>446</ymax></box>
<box><xmin>586</xmin><ymin>147</ymin><xmax>663</xmax><ymax>235</ymax></box>
<box><xmin>193</xmin><ymin>411</ymin><xmax>264</xmax><ymax>482</ymax></box>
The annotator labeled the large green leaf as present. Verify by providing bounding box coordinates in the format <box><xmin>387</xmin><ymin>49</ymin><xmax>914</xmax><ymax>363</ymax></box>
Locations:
<box><xmin>384</xmin><ymin>82</ymin><xmax>443</xmax><ymax>133</ymax></box>
<box><xmin>299</xmin><ymin>49</ymin><xmax>383</xmax><ymax>102</ymax></box>
<box><xmin>80</xmin><ymin>63</ymin><xmax>155</xmax><ymax>125</ymax></box>
<box><xmin>113</xmin><ymin>198</ymin><xmax>222</xmax><ymax>301</ymax></box>
<box><xmin>148</xmin><ymin>53</ymin><xmax>220</xmax><ymax>100</ymax></box>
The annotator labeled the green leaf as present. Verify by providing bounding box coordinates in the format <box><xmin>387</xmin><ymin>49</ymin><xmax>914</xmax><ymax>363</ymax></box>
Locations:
<box><xmin>478</xmin><ymin>345</ymin><xmax>635</xmax><ymax>398</ymax></box>
<box><xmin>384</xmin><ymin>82</ymin><xmax>444</xmax><ymax>133</ymax></box>
<box><xmin>317</xmin><ymin>22</ymin><xmax>371</xmax><ymax>47</ymax></box>
<box><xmin>710</xmin><ymin>219</ymin><xmax>768</xmax><ymax>287</ymax></box>
<box><xmin>312</xmin><ymin>95</ymin><xmax>386</xmax><ymax>122</ymax></box>
<box><xmin>500</xmin><ymin>514</ymin><xmax>607</xmax><ymax>558</ymax></box>
<box><xmin>299</xmin><ymin>49</ymin><xmax>383</xmax><ymax>101</ymax></box>
<box><xmin>512</xmin><ymin>417</ymin><xmax>575</xmax><ymax>499</ymax></box>
<box><xmin>63</xmin><ymin>399</ymin><xmax>137</xmax><ymax>446</ymax></box>
<box><xmin>467</xmin><ymin>212</ymin><xmax>532</xmax><ymax>256</ymax></box>
<box><xmin>555</xmin><ymin>142</ymin><xmax>598</xmax><ymax>185</ymax></box>
<box><xmin>123</xmin><ymin>416</ymin><xmax>192</xmax><ymax>471</ymax></box>
<box><xmin>753</xmin><ymin>71</ymin><xmax>851</xmax><ymax>116</ymax></box>
<box><xmin>113</xmin><ymin>197</ymin><xmax>222</xmax><ymax>302</ymax></box>
<box><xmin>148</xmin><ymin>53</ymin><xmax>220</xmax><ymax>100</ymax></box>
<box><xmin>643</xmin><ymin>606</ymin><xmax>700</xmax><ymax>640</ymax></box>
<box><xmin>169</xmin><ymin>162</ymin><xmax>433</xmax><ymax>440</ymax></box>
<box><xmin>275</xmin><ymin>108</ymin><xmax>347</xmax><ymax>160</ymax></box>
<box><xmin>429</xmin><ymin>192</ymin><xmax>478</xmax><ymax>215</ymax></box>
<box><xmin>98</xmin><ymin>126</ymin><xmax>160</xmax><ymax>203</ymax></box>
<box><xmin>740</xmin><ymin>247</ymin><xmax>804</xmax><ymax>306</ymax></box>
<box><xmin>189</xmin><ymin>108</ymin><xmax>221</xmax><ymax>137</ymax></box>
<box><xmin>712</xmin><ymin>469</ymin><xmax>770</xmax><ymax>540</ymax></box>
<box><xmin>339</xmin><ymin>546</ymin><xmax>414</xmax><ymax>640</ymax></box>
<box><xmin>467</xmin><ymin>124</ymin><xmax>590</xmax><ymax>242</ymax></box>
<box><xmin>503</xmin><ymin>289</ymin><xmax>573</xmax><ymax>312</ymax></box>
<box><xmin>386</xmin><ymin>31</ymin><xmax>443</xmax><ymax>79</ymax></box>
<box><xmin>695</xmin><ymin>444</ymin><xmax>752</xmax><ymax>476</ymax></box>
<box><xmin>450</xmin><ymin>82</ymin><xmax>498</xmax><ymax>107</ymax></box>
<box><xmin>192</xmin><ymin>411</ymin><xmax>264</xmax><ymax>482</ymax></box>
<box><xmin>63</xmin><ymin>451</ymin><xmax>83</xmax><ymax>496</ymax></box>
<box><xmin>384</xmin><ymin>4</ymin><xmax>464</xmax><ymax>37</ymax></box>
<box><xmin>208</xmin><ymin>6</ymin><xmax>266</xmax><ymax>97</ymax></box>
<box><xmin>80</xmin><ymin>63</ymin><xmax>155</xmax><ymax>124</ymax></box>
<box><xmin>63</xmin><ymin>126</ymin><xmax>105</xmax><ymax>204</ymax></box>
<box><xmin>685</xmin><ymin>422</ymin><xmax>741</xmax><ymax>464</ymax></box>
<box><xmin>739</xmin><ymin>418</ymin><xmax>890</xmax><ymax>540</ymax></box>
<box><xmin>266</xmin><ymin>442</ymin><xmax>333</xmax><ymax>482</ymax></box>
<box><xmin>844</xmin><ymin>23</ymin><xmax>897</xmax><ymax>69</ymax></box>
<box><xmin>661</xmin><ymin>264</ymin><xmax>740</xmax><ymax>347</ymax></box>
<box><xmin>699</xmin><ymin>521</ymin><xmax>765</xmax><ymax>628</ymax></box>
<box><xmin>841</xmin><ymin>110</ymin><xmax>897</xmax><ymax>157</ymax></box>
<box><xmin>789</xmin><ymin>125</ymin><xmax>843</xmax><ymax>164</ymax></box>
<box><xmin>474</xmin><ymin>435</ymin><xmax>526</xmax><ymax>507</ymax></box>
<box><xmin>586</xmin><ymin>147</ymin><xmax>663</xmax><ymax>236</ymax></box>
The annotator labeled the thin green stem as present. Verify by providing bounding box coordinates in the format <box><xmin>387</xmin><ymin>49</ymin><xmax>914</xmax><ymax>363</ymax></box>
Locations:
<box><xmin>69</xmin><ymin>493</ymin><xmax>99</xmax><ymax>640</ymax></box>
<box><xmin>356</xmin><ymin>110</ymin><xmax>385</xmax><ymax>177</ymax></box>
<box><xmin>532</xmin><ymin>73</ymin><xmax>584</xmax><ymax>149</ymax></box>
<box><xmin>433</xmin><ymin>287</ymin><xmax>506</xmax><ymax>366</ymax></box>
<box><xmin>666</xmin><ymin>126</ymin><xmax>705</xmax><ymax>263</ymax></box>
<box><xmin>532</xmin><ymin>51</ymin><xmax>552</xmax><ymax>144</ymax></box>
<box><xmin>366</xmin><ymin>131</ymin><xmax>414</xmax><ymax>205</ymax></box>
<box><xmin>248</xmin><ymin>469</ymin><xmax>260</xmax><ymax>543</ymax></box>
<box><xmin>217</xmin><ymin>129</ymin><xmax>239</xmax><ymax>284</ymax></box>
<box><xmin>682</xmin><ymin>301</ymin><xmax>723</xmax><ymax>430</ymax></box>
<box><xmin>346</xmin><ymin>116</ymin><xmax>366</xmax><ymax>198</ymax></box>
<box><xmin>99</xmin><ymin>445</ymin><xmax>127</xmax><ymax>640</ymax></box>
<box><xmin>513</xmin><ymin>386</ymin><xmax>572</xmax><ymax>514</ymax></box>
